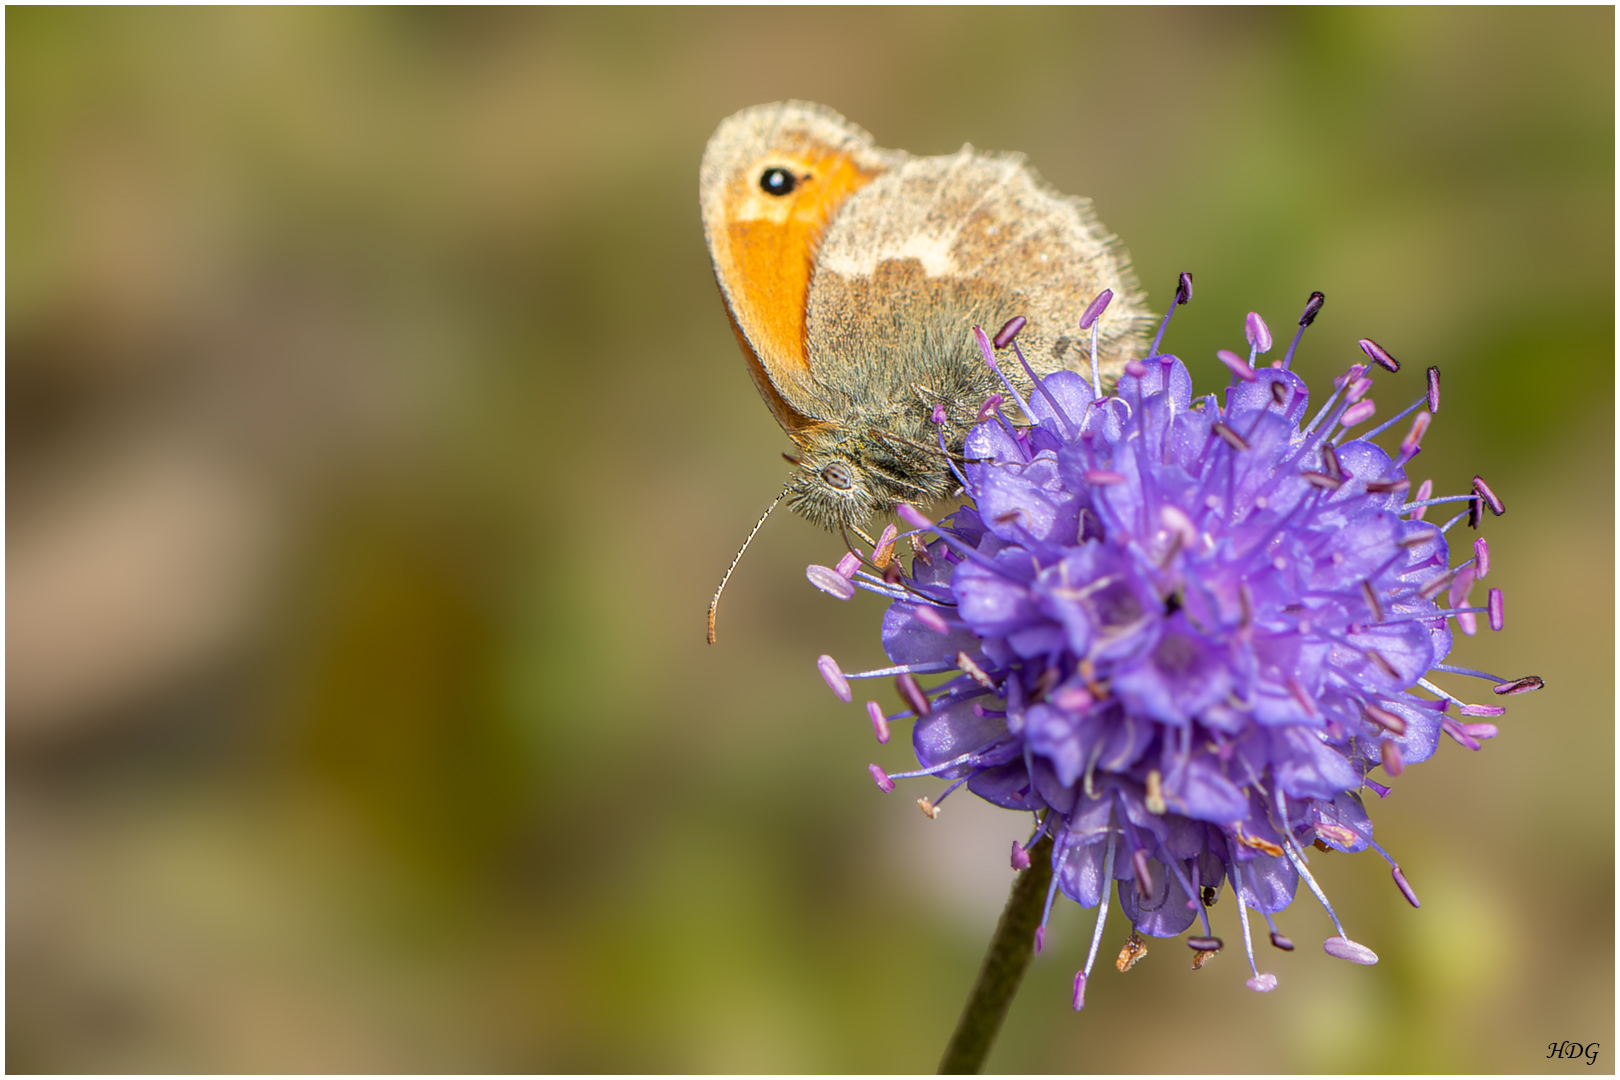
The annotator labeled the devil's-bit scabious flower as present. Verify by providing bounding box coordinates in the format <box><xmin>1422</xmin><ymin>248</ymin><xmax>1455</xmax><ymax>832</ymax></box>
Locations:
<box><xmin>809</xmin><ymin>280</ymin><xmax>1543</xmax><ymax>1007</ymax></box>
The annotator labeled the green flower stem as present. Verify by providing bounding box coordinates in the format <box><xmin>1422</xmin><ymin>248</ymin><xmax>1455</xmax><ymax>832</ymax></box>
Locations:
<box><xmin>937</xmin><ymin>832</ymin><xmax>1055</xmax><ymax>1074</ymax></box>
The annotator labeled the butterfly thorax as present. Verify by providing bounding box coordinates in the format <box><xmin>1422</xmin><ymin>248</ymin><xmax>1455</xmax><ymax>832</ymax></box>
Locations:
<box><xmin>785</xmin><ymin>297</ymin><xmax>1018</xmax><ymax>531</ymax></box>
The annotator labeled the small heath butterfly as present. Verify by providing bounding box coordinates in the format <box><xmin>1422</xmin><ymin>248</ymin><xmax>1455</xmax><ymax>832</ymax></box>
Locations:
<box><xmin>702</xmin><ymin>101</ymin><xmax>1151</xmax><ymax>639</ymax></box>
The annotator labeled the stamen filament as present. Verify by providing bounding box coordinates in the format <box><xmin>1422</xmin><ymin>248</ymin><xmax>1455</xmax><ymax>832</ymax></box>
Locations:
<box><xmin>1081</xmin><ymin>829</ymin><xmax>1119</xmax><ymax>978</ymax></box>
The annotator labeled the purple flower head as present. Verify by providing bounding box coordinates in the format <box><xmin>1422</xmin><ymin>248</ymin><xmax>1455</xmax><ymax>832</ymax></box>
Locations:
<box><xmin>812</xmin><ymin>281</ymin><xmax>1543</xmax><ymax>1007</ymax></box>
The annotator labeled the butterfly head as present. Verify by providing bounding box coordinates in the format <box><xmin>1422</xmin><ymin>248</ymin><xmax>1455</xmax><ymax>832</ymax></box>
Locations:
<box><xmin>784</xmin><ymin>424</ymin><xmax>950</xmax><ymax>533</ymax></box>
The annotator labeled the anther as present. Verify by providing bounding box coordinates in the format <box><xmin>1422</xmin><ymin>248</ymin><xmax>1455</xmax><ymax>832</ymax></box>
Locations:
<box><xmin>883</xmin><ymin>561</ymin><xmax>903</xmax><ymax>585</ymax></box>
<box><xmin>1323</xmin><ymin>937</ymin><xmax>1379</xmax><ymax>965</ymax></box>
<box><xmin>1419</xmin><ymin>568</ymin><xmax>1456</xmax><ymax>602</ymax></box>
<box><xmin>1116</xmin><ymin>930</ymin><xmax>1148</xmax><ymax>972</ymax></box>
<box><xmin>867</xmin><ymin>701</ymin><xmax>891</xmax><ymax>744</ymax></box>
<box><xmin>1358</xmin><ymin>338</ymin><xmax>1400</xmax><ymax>373</ymax></box>
<box><xmin>1473</xmin><ymin>475</ymin><xmax>1505</xmax><ymax>515</ymax></box>
<box><xmin>1366</xmin><ymin>649</ymin><xmax>1400</xmax><ymax>679</ymax></box>
<box><xmin>1426</xmin><ymin>366</ymin><xmax>1441</xmax><ymax>412</ymax></box>
<box><xmin>1071</xmin><ymin>971</ymin><xmax>1087</xmax><ymax>1011</ymax></box>
<box><xmin>818</xmin><ymin>655</ymin><xmax>852</xmax><ymax>702</ymax></box>
<box><xmin>908</xmin><ymin>534</ymin><xmax>932</xmax><ymax>565</ymax></box>
<box><xmin>871</xmin><ymin>524</ymin><xmax>899</xmax><ymax>569</ymax></box>
<box><xmin>1409</xmin><ymin>478</ymin><xmax>1433</xmax><ymax>520</ymax></box>
<box><xmin>993</xmin><ymin>315</ymin><xmax>1027</xmax><ymax>348</ymax></box>
<box><xmin>1201</xmin><ymin>885</ymin><xmax>1219</xmax><ymax>907</ymax></box>
<box><xmin>1473</xmin><ymin>537</ymin><xmax>1490</xmax><ymax>578</ymax></box>
<box><xmin>1487</xmin><ymin>588</ymin><xmax>1504</xmax><ymax>630</ymax></box>
<box><xmin>956</xmin><ymin>651</ymin><xmax>997</xmax><ymax>690</ymax></box>
<box><xmin>1440</xmin><ymin>716</ymin><xmax>1481</xmax><ymax>750</ymax></box>
<box><xmin>1345</xmin><ymin>376</ymin><xmax>1373</xmax><ymax>403</ymax></box>
<box><xmin>1084</xmin><ymin>469</ymin><xmax>1128</xmax><ymax>485</ymax></box>
<box><xmin>1366</xmin><ymin>478</ymin><xmax>1411</xmax><ymax>494</ymax></box>
<box><xmin>1124</xmin><ymin>360</ymin><xmax>1148</xmax><ymax>378</ymax></box>
<box><xmin>1270</xmin><ymin>932</ymin><xmax>1295</xmax><ymax>951</ymax></box>
<box><xmin>1360</xmin><ymin>580</ymin><xmax>1384</xmax><ymax>623</ymax></box>
<box><xmin>1246</xmin><ymin>312</ymin><xmax>1273</xmax><ymax>354</ymax></box>
<box><xmin>1322</xmin><ymin>443</ymin><xmax>1344</xmax><ymax>481</ymax></box>
<box><xmin>1400</xmin><ymin>411</ymin><xmax>1431</xmax><ymax>455</ymax></box>
<box><xmin>915</xmin><ymin>605</ymin><xmax>951</xmax><ymax>634</ymax></box>
<box><xmin>994</xmin><ymin>509</ymin><xmax>1027</xmax><ymax>529</ymax></box>
<box><xmin>1217</xmin><ymin>349</ymin><xmax>1257</xmax><ymax>381</ymax></box>
<box><xmin>1145</xmin><ymin>770</ymin><xmax>1167</xmax><ymax>814</ymax></box>
<box><xmin>896</xmin><ymin>672</ymin><xmax>932</xmax><ymax>716</ymax></box>
<box><xmin>1131</xmin><ymin>848</ymin><xmax>1155</xmax><ymax>898</ymax></box>
<box><xmin>1246</xmin><ymin>974</ymin><xmax>1278</xmax><ymax>992</ymax></box>
<box><xmin>868</xmin><ymin>764</ymin><xmax>895</xmax><ymax>793</ymax></box>
<box><xmin>1270</xmin><ymin>380</ymin><xmax>1291</xmax><ymax>407</ymax></box>
<box><xmin>1053</xmin><ymin>684</ymin><xmax>1093</xmax><ymax>712</ymax></box>
<box><xmin>1340</xmin><ymin>399</ymin><xmax>1376</xmax><ymax>427</ymax></box>
<box><xmin>1364</xmin><ymin>703</ymin><xmax>1408</xmax><ymax>735</ymax></box>
<box><xmin>931</xmin><ymin>403</ymin><xmax>947</xmax><ymax>425</ymax></box>
<box><xmin>976</xmin><ymin>395</ymin><xmax>1004</xmax><ymax>422</ymax></box>
<box><xmin>1212</xmin><ymin>422</ymin><xmax>1250</xmax><ymax>451</ymax></box>
<box><xmin>1011</xmin><ymin>842</ymin><xmax>1032</xmax><ymax>871</ymax></box>
<box><xmin>917</xmin><ymin>797</ymin><xmax>940</xmax><ymax>819</ymax></box>
<box><xmin>835</xmin><ymin>551</ymin><xmax>861</xmax><ymax>578</ymax></box>
<box><xmin>1176</xmin><ymin>272</ymin><xmax>1193</xmax><ymax>305</ymax></box>
<box><xmin>1031</xmin><ymin>665</ymin><xmax>1060</xmax><ymax>702</ymax></box>
<box><xmin>1391</xmin><ymin>865</ymin><xmax>1421</xmax><ymax>908</ymax></box>
<box><xmin>1302</xmin><ymin>471</ymin><xmax>1343</xmax><ymax>490</ymax></box>
<box><xmin>1468</xmin><ymin>496</ymin><xmax>1481</xmax><ymax>529</ymax></box>
<box><xmin>1493</xmin><ymin>675</ymin><xmax>1543</xmax><ymax>695</ymax></box>
<box><xmin>1191</xmin><ymin>949</ymin><xmax>1217</xmax><ymax>970</ymax></box>
<box><xmin>1187</xmin><ymin>936</ymin><xmax>1224</xmax><ymax>952</ymax></box>
<box><xmin>1300</xmin><ymin>291</ymin><xmax>1325</xmax><ymax>326</ymax></box>
<box><xmin>1380</xmin><ymin>739</ymin><xmax>1404</xmax><ymax>777</ymax></box>
<box><xmin>808</xmin><ymin>565</ymin><xmax>856</xmax><ymax>601</ymax></box>
<box><xmin>1315</xmin><ymin>822</ymin><xmax>1360</xmax><ymax>849</ymax></box>
<box><xmin>1459</xmin><ymin>702</ymin><xmax>1506</xmax><ymax>717</ymax></box>
<box><xmin>1287</xmin><ymin>677</ymin><xmax>1318</xmax><ymax>716</ymax></box>
<box><xmin>896</xmin><ymin>504</ymin><xmax>935</xmax><ymax>531</ymax></box>
<box><xmin>1079</xmin><ymin>290</ymin><xmax>1113</xmax><ymax>330</ymax></box>
<box><xmin>1235</xmin><ymin>825</ymin><xmax>1284</xmax><ymax>857</ymax></box>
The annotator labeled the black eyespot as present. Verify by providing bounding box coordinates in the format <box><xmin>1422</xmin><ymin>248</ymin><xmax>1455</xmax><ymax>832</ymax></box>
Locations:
<box><xmin>821</xmin><ymin>462</ymin><xmax>854</xmax><ymax>490</ymax></box>
<box><xmin>759</xmin><ymin>167</ymin><xmax>797</xmax><ymax>197</ymax></box>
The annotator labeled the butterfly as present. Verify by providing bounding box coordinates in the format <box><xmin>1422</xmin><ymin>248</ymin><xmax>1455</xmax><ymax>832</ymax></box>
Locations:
<box><xmin>701</xmin><ymin>100</ymin><xmax>1151</xmax><ymax>639</ymax></box>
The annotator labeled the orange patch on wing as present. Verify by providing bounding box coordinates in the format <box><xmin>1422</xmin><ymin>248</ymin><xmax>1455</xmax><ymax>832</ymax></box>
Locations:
<box><xmin>723</xmin><ymin>302</ymin><xmax>821</xmax><ymax>438</ymax></box>
<box><xmin>718</xmin><ymin>143</ymin><xmax>880</xmax><ymax>420</ymax></box>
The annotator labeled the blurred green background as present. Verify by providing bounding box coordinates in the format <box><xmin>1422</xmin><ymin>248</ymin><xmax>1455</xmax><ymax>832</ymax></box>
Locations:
<box><xmin>7</xmin><ymin>7</ymin><xmax>1612</xmax><ymax>1073</ymax></box>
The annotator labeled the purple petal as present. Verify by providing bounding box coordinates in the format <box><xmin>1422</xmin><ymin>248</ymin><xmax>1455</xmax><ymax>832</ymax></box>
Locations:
<box><xmin>1028</xmin><ymin>370</ymin><xmax>1095</xmax><ymax>432</ymax></box>
<box><xmin>1268</xmin><ymin>725</ymin><xmax>1359</xmax><ymax>799</ymax></box>
<box><xmin>881</xmin><ymin>602</ymin><xmax>979</xmax><ymax>666</ymax></box>
<box><xmin>1118</xmin><ymin>853</ymin><xmax>1198</xmax><ymax>937</ymax></box>
<box><xmin>913</xmin><ymin>700</ymin><xmax>1006</xmax><ymax>775</ymax></box>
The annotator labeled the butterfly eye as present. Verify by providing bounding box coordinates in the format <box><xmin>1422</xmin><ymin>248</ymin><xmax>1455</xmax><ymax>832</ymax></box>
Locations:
<box><xmin>758</xmin><ymin>167</ymin><xmax>797</xmax><ymax>197</ymax></box>
<box><xmin>821</xmin><ymin>462</ymin><xmax>854</xmax><ymax>490</ymax></box>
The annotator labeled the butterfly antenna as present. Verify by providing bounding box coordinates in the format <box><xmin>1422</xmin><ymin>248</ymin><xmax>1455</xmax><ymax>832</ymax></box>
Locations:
<box><xmin>707</xmin><ymin>485</ymin><xmax>789</xmax><ymax>644</ymax></box>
